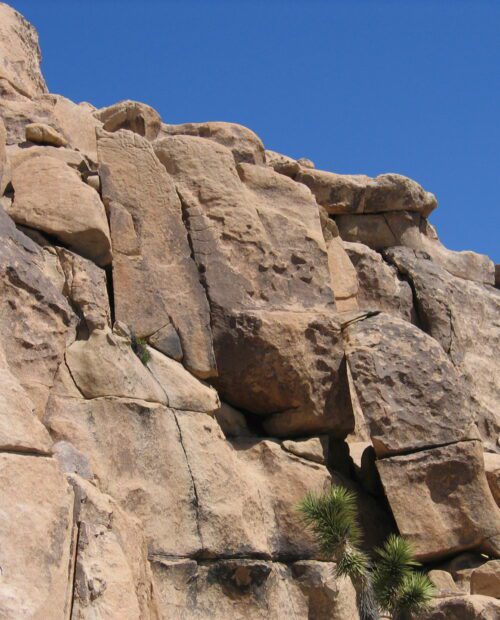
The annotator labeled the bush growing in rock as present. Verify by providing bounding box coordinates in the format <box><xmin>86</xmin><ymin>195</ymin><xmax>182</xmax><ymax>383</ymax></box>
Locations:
<box><xmin>299</xmin><ymin>487</ymin><xmax>435</xmax><ymax>620</ymax></box>
<box><xmin>131</xmin><ymin>333</ymin><xmax>151</xmax><ymax>365</ymax></box>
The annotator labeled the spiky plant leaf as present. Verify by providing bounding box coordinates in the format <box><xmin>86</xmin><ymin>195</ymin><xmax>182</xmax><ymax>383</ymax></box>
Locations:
<box><xmin>393</xmin><ymin>572</ymin><xmax>436</xmax><ymax>619</ymax></box>
<box><xmin>298</xmin><ymin>486</ymin><xmax>363</xmax><ymax>555</ymax></box>
<box><xmin>373</xmin><ymin>534</ymin><xmax>420</xmax><ymax>612</ymax></box>
<box><xmin>335</xmin><ymin>544</ymin><xmax>370</xmax><ymax>579</ymax></box>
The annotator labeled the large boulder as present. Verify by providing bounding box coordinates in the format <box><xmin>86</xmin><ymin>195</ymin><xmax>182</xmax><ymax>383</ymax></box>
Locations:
<box><xmin>344</xmin><ymin>241</ymin><xmax>415</xmax><ymax>321</ymax></box>
<box><xmin>0</xmin><ymin>454</ymin><xmax>74</xmax><ymax>619</ymax></box>
<box><xmin>484</xmin><ymin>453</ymin><xmax>500</xmax><ymax>507</ymax></box>
<box><xmin>419</xmin><ymin>594</ymin><xmax>500</xmax><ymax>619</ymax></box>
<box><xmin>344</xmin><ymin>313</ymin><xmax>475</xmax><ymax>456</ymax></box>
<box><xmin>470</xmin><ymin>560</ymin><xmax>500</xmax><ymax>598</ymax></box>
<box><xmin>295</xmin><ymin>168</ymin><xmax>436</xmax><ymax>216</ymax></box>
<box><xmin>94</xmin><ymin>100</ymin><xmax>162</xmax><ymax>140</ymax></box>
<box><xmin>69</xmin><ymin>475</ymin><xmax>156</xmax><ymax>619</ymax></box>
<box><xmin>385</xmin><ymin>247</ymin><xmax>500</xmax><ymax>451</ymax></box>
<box><xmin>97</xmin><ymin>128</ymin><xmax>215</xmax><ymax>379</ymax></box>
<box><xmin>0</xmin><ymin>3</ymin><xmax>48</xmax><ymax>97</ymax></box>
<box><xmin>0</xmin><ymin>117</ymin><xmax>5</xmax><ymax>187</ymax></box>
<box><xmin>326</xmin><ymin>236</ymin><xmax>359</xmax><ymax>311</ymax></box>
<box><xmin>0</xmin><ymin>205</ymin><xmax>76</xmax><ymax>415</ymax></box>
<box><xmin>160</xmin><ymin>120</ymin><xmax>266</xmax><ymax>164</ymax></box>
<box><xmin>154</xmin><ymin>135</ymin><xmax>353</xmax><ymax>436</ymax></box>
<box><xmin>9</xmin><ymin>156</ymin><xmax>112</xmax><ymax>265</ymax></box>
<box><xmin>377</xmin><ymin>440</ymin><xmax>500</xmax><ymax>562</ymax></box>
<box><xmin>336</xmin><ymin>211</ymin><xmax>422</xmax><ymax>250</ymax></box>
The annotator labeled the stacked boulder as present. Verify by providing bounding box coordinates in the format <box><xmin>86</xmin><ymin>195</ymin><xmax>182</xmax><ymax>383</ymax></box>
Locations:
<box><xmin>0</xmin><ymin>2</ymin><xmax>498</xmax><ymax>618</ymax></box>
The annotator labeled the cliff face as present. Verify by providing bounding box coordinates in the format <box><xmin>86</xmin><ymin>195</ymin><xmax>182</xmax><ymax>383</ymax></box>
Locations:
<box><xmin>0</xmin><ymin>3</ymin><xmax>499</xmax><ymax>619</ymax></box>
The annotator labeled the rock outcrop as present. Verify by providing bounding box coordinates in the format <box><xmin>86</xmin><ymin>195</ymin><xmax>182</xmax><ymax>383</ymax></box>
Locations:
<box><xmin>0</xmin><ymin>4</ymin><xmax>499</xmax><ymax>618</ymax></box>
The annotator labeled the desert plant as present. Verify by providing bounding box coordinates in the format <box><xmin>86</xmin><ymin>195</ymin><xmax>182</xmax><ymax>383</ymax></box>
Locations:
<box><xmin>131</xmin><ymin>333</ymin><xmax>151</xmax><ymax>365</ymax></box>
<box><xmin>298</xmin><ymin>487</ymin><xmax>435</xmax><ymax>620</ymax></box>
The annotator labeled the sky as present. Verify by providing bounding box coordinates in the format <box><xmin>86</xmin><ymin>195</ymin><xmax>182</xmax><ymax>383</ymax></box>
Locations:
<box><xmin>10</xmin><ymin>0</ymin><xmax>499</xmax><ymax>262</ymax></box>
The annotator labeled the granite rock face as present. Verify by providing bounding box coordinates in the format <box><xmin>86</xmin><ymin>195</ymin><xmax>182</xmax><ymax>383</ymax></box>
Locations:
<box><xmin>0</xmin><ymin>5</ymin><xmax>499</xmax><ymax>619</ymax></box>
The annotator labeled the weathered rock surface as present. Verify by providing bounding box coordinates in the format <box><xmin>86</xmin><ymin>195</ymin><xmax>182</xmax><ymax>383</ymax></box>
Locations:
<box><xmin>0</xmin><ymin>454</ymin><xmax>74</xmax><ymax>619</ymax></box>
<box><xmin>386</xmin><ymin>247</ymin><xmax>500</xmax><ymax>451</ymax></box>
<box><xmin>97</xmin><ymin>128</ymin><xmax>215</xmax><ymax>378</ymax></box>
<box><xmin>295</xmin><ymin>168</ymin><xmax>436</xmax><ymax>216</ymax></box>
<box><xmin>94</xmin><ymin>99</ymin><xmax>162</xmax><ymax>140</ymax></box>
<box><xmin>25</xmin><ymin>121</ymin><xmax>67</xmax><ymax>146</ymax></box>
<box><xmin>9</xmin><ymin>155</ymin><xmax>112</xmax><ymax>265</ymax></box>
<box><xmin>344</xmin><ymin>313</ymin><xmax>475</xmax><ymax>456</ymax></box>
<box><xmin>282</xmin><ymin>437</ymin><xmax>328</xmax><ymax>464</ymax></box>
<box><xmin>327</xmin><ymin>235</ymin><xmax>359</xmax><ymax>311</ymax></box>
<box><xmin>377</xmin><ymin>441</ymin><xmax>500</xmax><ymax>561</ymax></box>
<box><xmin>0</xmin><ymin>204</ymin><xmax>76</xmax><ymax>415</ymax></box>
<box><xmin>344</xmin><ymin>241</ymin><xmax>415</xmax><ymax>321</ymax></box>
<box><xmin>470</xmin><ymin>560</ymin><xmax>500</xmax><ymax>598</ymax></box>
<box><xmin>161</xmin><ymin>120</ymin><xmax>266</xmax><ymax>164</ymax></box>
<box><xmin>0</xmin><ymin>3</ymin><xmax>47</xmax><ymax>97</ymax></box>
<box><xmin>336</xmin><ymin>210</ymin><xmax>422</xmax><ymax>250</ymax></box>
<box><xmin>484</xmin><ymin>453</ymin><xmax>500</xmax><ymax>507</ymax></box>
<box><xmin>419</xmin><ymin>594</ymin><xmax>500</xmax><ymax>619</ymax></box>
<box><xmin>0</xmin><ymin>116</ymin><xmax>6</xmax><ymax>186</ymax></box>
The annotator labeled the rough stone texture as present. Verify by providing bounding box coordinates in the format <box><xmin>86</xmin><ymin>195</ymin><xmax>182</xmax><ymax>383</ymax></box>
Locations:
<box><xmin>57</xmin><ymin>248</ymin><xmax>110</xmax><ymax>334</ymax></box>
<box><xmin>337</xmin><ymin>210</ymin><xmax>423</xmax><ymax>250</ymax></box>
<box><xmin>484</xmin><ymin>453</ymin><xmax>500</xmax><ymax>507</ymax></box>
<box><xmin>0</xmin><ymin>343</ymin><xmax>52</xmax><ymax>453</ymax></box>
<box><xmin>65</xmin><ymin>328</ymin><xmax>167</xmax><ymax>403</ymax></box>
<box><xmin>25</xmin><ymin>121</ymin><xmax>67</xmax><ymax>146</ymax></box>
<box><xmin>94</xmin><ymin>99</ymin><xmax>162</xmax><ymax>140</ymax></box>
<box><xmin>147</xmin><ymin>347</ymin><xmax>220</xmax><ymax>413</ymax></box>
<box><xmin>214</xmin><ymin>402</ymin><xmax>254</xmax><ymax>438</ymax></box>
<box><xmin>152</xmin><ymin>558</ymin><xmax>359</xmax><ymax>620</ymax></box>
<box><xmin>282</xmin><ymin>437</ymin><xmax>328</xmax><ymax>464</ymax></box>
<box><xmin>419</xmin><ymin>594</ymin><xmax>500</xmax><ymax>619</ymax></box>
<box><xmin>148</xmin><ymin>321</ymin><xmax>184</xmax><ymax>361</ymax></box>
<box><xmin>0</xmin><ymin>3</ymin><xmax>48</xmax><ymax>97</ymax></box>
<box><xmin>69</xmin><ymin>475</ymin><xmax>156</xmax><ymax>619</ymax></box>
<box><xmin>470</xmin><ymin>560</ymin><xmax>500</xmax><ymax>598</ymax></box>
<box><xmin>386</xmin><ymin>247</ymin><xmax>500</xmax><ymax>451</ymax></box>
<box><xmin>0</xmin><ymin>454</ymin><xmax>74</xmax><ymax>619</ymax></box>
<box><xmin>428</xmin><ymin>569</ymin><xmax>462</xmax><ymax>596</ymax></box>
<box><xmin>161</xmin><ymin>120</ymin><xmax>266</xmax><ymax>164</ymax></box>
<box><xmin>45</xmin><ymin>396</ymin><xmax>202</xmax><ymax>558</ymax></box>
<box><xmin>97</xmin><ymin>128</ymin><xmax>215</xmax><ymax>378</ymax></box>
<box><xmin>9</xmin><ymin>156</ymin><xmax>112</xmax><ymax>265</ymax></box>
<box><xmin>265</xmin><ymin>148</ymin><xmax>300</xmax><ymax>176</ymax></box>
<box><xmin>0</xmin><ymin>205</ymin><xmax>76</xmax><ymax>416</ymax></box>
<box><xmin>344</xmin><ymin>313</ymin><xmax>475</xmax><ymax>456</ymax></box>
<box><xmin>377</xmin><ymin>441</ymin><xmax>500</xmax><ymax>562</ymax></box>
<box><xmin>295</xmin><ymin>168</ymin><xmax>436</xmax><ymax>216</ymax></box>
<box><xmin>0</xmin><ymin>116</ymin><xmax>6</xmax><ymax>187</ymax></box>
<box><xmin>327</xmin><ymin>235</ymin><xmax>359</xmax><ymax>311</ymax></box>
<box><xmin>344</xmin><ymin>241</ymin><xmax>415</xmax><ymax>321</ymax></box>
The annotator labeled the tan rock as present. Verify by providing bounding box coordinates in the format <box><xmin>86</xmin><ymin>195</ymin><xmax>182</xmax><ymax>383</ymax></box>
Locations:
<box><xmin>344</xmin><ymin>313</ymin><xmax>475</xmax><ymax>456</ymax></box>
<box><xmin>0</xmin><ymin>205</ymin><xmax>76</xmax><ymax>415</ymax></box>
<box><xmin>265</xmin><ymin>149</ymin><xmax>300</xmax><ymax>176</ymax></box>
<box><xmin>297</xmin><ymin>157</ymin><xmax>315</xmax><ymax>169</ymax></box>
<box><xmin>282</xmin><ymin>437</ymin><xmax>328</xmax><ymax>464</ymax></box>
<box><xmin>161</xmin><ymin>120</ymin><xmax>266</xmax><ymax>164</ymax></box>
<box><xmin>377</xmin><ymin>441</ymin><xmax>500</xmax><ymax>562</ymax></box>
<box><xmin>0</xmin><ymin>454</ymin><xmax>74</xmax><ymax>619</ymax></box>
<box><xmin>420</xmin><ymin>594</ymin><xmax>500</xmax><ymax>619</ymax></box>
<box><xmin>151</xmin><ymin>559</ymin><xmax>307</xmax><ymax>619</ymax></box>
<box><xmin>1</xmin><ymin>90</ymin><xmax>101</xmax><ymax>159</ymax></box>
<box><xmin>69</xmin><ymin>475</ymin><xmax>156</xmax><ymax>619</ymax></box>
<box><xmin>10</xmin><ymin>156</ymin><xmax>112</xmax><ymax>266</ymax></box>
<box><xmin>385</xmin><ymin>247</ymin><xmax>500</xmax><ymax>451</ymax></box>
<box><xmin>65</xmin><ymin>329</ymin><xmax>167</xmax><ymax>402</ymax></box>
<box><xmin>25</xmin><ymin>122</ymin><xmax>67</xmax><ymax>146</ymax></box>
<box><xmin>484</xmin><ymin>453</ymin><xmax>500</xmax><ymax>507</ymax></box>
<box><xmin>45</xmin><ymin>396</ymin><xmax>201</xmax><ymax>558</ymax></box>
<box><xmin>428</xmin><ymin>569</ymin><xmax>461</xmax><ymax>596</ymax></box>
<box><xmin>296</xmin><ymin>168</ymin><xmax>436</xmax><ymax>216</ymax></box>
<box><xmin>147</xmin><ymin>347</ymin><xmax>220</xmax><ymax>413</ymax></box>
<box><xmin>0</xmin><ymin>344</ymin><xmax>52</xmax><ymax>454</ymax></box>
<box><xmin>344</xmin><ymin>241</ymin><xmax>415</xmax><ymax>322</ymax></box>
<box><xmin>327</xmin><ymin>235</ymin><xmax>359</xmax><ymax>311</ymax></box>
<box><xmin>57</xmin><ymin>248</ymin><xmax>110</xmax><ymax>334</ymax></box>
<box><xmin>53</xmin><ymin>441</ymin><xmax>93</xmax><ymax>480</ymax></box>
<box><xmin>0</xmin><ymin>3</ymin><xmax>47</xmax><ymax>97</ymax></box>
<box><xmin>470</xmin><ymin>560</ymin><xmax>500</xmax><ymax>598</ymax></box>
<box><xmin>0</xmin><ymin>117</ymin><xmax>5</xmax><ymax>188</ymax></box>
<box><xmin>94</xmin><ymin>100</ymin><xmax>162</xmax><ymax>140</ymax></box>
<box><xmin>439</xmin><ymin>551</ymin><xmax>487</xmax><ymax>593</ymax></box>
<box><xmin>214</xmin><ymin>402</ymin><xmax>253</xmax><ymax>438</ymax></box>
<box><xmin>148</xmin><ymin>321</ymin><xmax>183</xmax><ymax>361</ymax></box>
<box><xmin>336</xmin><ymin>210</ymin><xmax>422</xmax><ymax>249</ymax></box>
<box><xmin>97</xmin><ymin>128</ymin><xmax>215</xmax><ymax>378</ymax></box>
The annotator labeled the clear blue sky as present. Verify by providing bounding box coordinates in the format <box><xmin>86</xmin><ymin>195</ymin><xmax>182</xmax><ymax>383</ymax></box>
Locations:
<box><xmin>10</xmin><ymin>0</ymin><xmax>499</xmax><ymax>262</ymax></box>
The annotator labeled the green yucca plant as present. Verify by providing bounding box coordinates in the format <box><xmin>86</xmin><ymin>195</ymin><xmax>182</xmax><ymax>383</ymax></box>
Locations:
<box><xmin>131</xmin><ymin>333</ymin><xmax>151</xmax><ymax>365</ymax></box>
<box><xmin>298</xmin><ymin>487</ymin><xmax>435</xmax><ymax>620</ymax></box>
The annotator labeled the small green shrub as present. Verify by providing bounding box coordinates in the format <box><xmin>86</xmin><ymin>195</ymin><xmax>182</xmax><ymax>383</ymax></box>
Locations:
<box><xmin>131</xmin><ymin>333</ymin><xmax>151</xmax><ymax>365</ymax></box>
<box><xmin>298</xmin><ymin>487</ymin><xmax>435</xmax><ymax>620</ymax></box>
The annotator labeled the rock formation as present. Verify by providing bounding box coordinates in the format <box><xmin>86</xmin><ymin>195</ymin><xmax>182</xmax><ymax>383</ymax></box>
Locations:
<box><xmin>0</xmin><ymin>3</ymin><xmax>498</xmax><ymax>618</ymax></box>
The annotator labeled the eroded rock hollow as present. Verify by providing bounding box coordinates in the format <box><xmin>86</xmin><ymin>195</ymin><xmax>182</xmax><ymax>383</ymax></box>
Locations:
<box><xmin>0</xmin><ymin>3</ymin><xmax>499</xmax><ymax>618</ymax></box>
